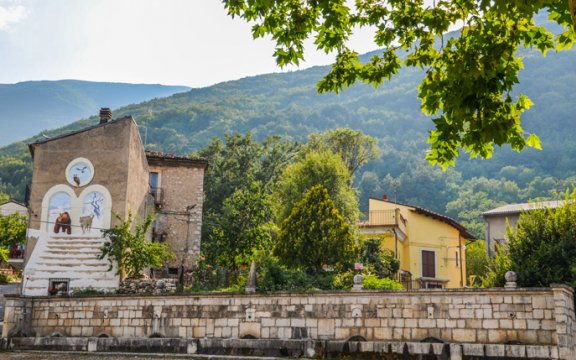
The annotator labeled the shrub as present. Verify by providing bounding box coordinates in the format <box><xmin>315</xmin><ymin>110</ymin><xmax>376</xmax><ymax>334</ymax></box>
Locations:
<box><xmin>0</xmin><ymin>272</ymin><xmax>9</xmax><ymax>284</ymax></box>
<box><xmin>362</xmin><ymin>274</ymin><xmax>403</xmax><ymax>290</ymax></box>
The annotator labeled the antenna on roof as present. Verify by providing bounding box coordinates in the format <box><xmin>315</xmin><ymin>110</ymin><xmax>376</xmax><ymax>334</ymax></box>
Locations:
<box><xmin>387</xmin><ymin>177</ymin><xmax>399</xmax><ymax>204</ymax></box>
<box><xmin>143</xmin><ymin>108</ymin><xmax>153</xmax><ymax>147</ymax></box>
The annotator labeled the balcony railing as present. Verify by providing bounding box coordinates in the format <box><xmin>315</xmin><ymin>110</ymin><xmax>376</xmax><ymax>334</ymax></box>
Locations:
<box><xmin>150</xmin><ymin>187</ymin><xmax>164</xmax><ymax>206</ymax></box>
<box><xmin>362</xmin><ymin>209</ymin><xmax>407</xmax><ymax>239</ymax></box>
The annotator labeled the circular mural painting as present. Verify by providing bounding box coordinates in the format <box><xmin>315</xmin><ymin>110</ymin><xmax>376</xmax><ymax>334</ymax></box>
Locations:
<box><xmin>65</xmin><ymin>157</ymin><xmax>94</xmax><ymax>187</ymax></box>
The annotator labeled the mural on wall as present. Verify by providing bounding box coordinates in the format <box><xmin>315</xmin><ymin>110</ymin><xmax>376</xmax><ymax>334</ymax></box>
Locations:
<box><xmin>81</xmin><ymin>191</ymin><xmax>105</xmax><ymax>234</ymax></box>
<box><xmin>49</xmin><ymin>192</ymin><xmax>72</xmax><ymax>234</ymax></box>
<box><xmin>65</xmin><ymin>158</ymin><xmax>94</xmax><ymax>188</ymax></box>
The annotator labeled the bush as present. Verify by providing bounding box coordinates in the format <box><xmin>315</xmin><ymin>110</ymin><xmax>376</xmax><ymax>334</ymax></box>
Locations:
<box><xmin>71</xmin><ymin>286</ymin><xmax>116</xmax><ymax>296</ymax></box>
<box><xmin>257</xmin><ymin>253</ymin><xmax>356</xmax><ymax>291</ymax></box>
<box><xmin>0</xmin><ymin>272</ymin><xmax>9</xmax><ymax>284</ymax></box>
<box><xmin>331</xmin><ymin>270</ymin><xmax>354</xmax><ymax>290</ymax></box>
<box><xmin>362</xmin><ymin>274</ymin><xmax>403</xmax><ymax>290</ymax></box>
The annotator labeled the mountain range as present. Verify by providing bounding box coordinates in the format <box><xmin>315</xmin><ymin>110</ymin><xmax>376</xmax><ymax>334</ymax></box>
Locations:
<box><xmin>0</xmin><ymin>80</ymin><xmax>189</xmax><ymax>145</ymax></box>
<box><xmin>1</xmin><ymin>45</ymin><xmax>576</xmax><ymax>234</ymax></box>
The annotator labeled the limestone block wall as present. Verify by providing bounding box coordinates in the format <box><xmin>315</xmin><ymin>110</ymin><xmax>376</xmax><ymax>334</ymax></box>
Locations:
<box><xmin>3</xmin><ymin>286</ymin><xmax>575</xmax><ymax>358</ymax></box>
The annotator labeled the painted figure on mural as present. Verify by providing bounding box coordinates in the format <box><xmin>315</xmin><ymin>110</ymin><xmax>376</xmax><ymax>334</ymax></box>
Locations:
<box><xmin>53</xmin><ymin>212</ymin><xmax>72</xmax><ymax>234</ymax></box>
<box><xmin>80</xmin><ymin>214</ymin><xmax>94</xmax><ymax>234</ymax></box>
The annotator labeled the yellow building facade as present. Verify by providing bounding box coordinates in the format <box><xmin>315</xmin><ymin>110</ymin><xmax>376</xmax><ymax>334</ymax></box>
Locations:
<box><xmin>359</xmin><ymin>198</ymin><xmax>475</xmax><ymax>289</ymax></box>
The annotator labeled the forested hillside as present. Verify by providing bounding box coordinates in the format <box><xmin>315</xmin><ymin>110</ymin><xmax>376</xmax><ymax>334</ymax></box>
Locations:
<box><xmin>1</xmin><ymin>47</ymin><xmax>575</xmax><ymax>239</ymax></box>
<box><xmin>0</xmin><ymin>80</ymin><xmax>189</xmax><ymax>145</ymax></box>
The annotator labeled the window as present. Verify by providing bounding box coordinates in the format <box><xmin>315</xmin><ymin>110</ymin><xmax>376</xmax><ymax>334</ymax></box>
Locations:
<box><xmin>421</xmin><ymin>250</ymin><xmax>436</xmax><ymax>278</ymax></box>
<box><xmin>455</xmin><ymin>251</ymin><xmax>459</xmax><ymax>267</ymax></box>
<box><xmin>150</xmin><ymin>172</ymin><xmax>159</xmax><ymax>190</ymax></box>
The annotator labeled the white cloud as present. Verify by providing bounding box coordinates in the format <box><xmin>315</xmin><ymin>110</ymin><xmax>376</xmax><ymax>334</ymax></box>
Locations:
<box><xmin>0</xmin><ymin>5</ymin><xmax>27</xmax><ymax>30</ymax></box>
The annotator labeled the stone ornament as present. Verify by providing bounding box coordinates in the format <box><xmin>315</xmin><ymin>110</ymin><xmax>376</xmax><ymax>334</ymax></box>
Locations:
<box><xmin>505</xmin><ymin>270</ymin><xmax>518</xmax><ymax>289</ymax></box>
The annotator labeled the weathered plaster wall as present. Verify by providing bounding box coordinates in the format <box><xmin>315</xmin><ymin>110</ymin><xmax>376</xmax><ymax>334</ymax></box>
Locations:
<box><xmin>123</xmin><ymin>122</ymin><xmax>150</xmax><ymax>224</ymax></box>
<box><xmin>485</xmin><ymin>214</ymin><xmax>520</xmax><ymax>256</ymax></box>
<box><xmin>28</xmin><ymin>118</ymin><xmax>135</xmax><ymax>231</ymax></box>
<box><xmin>3</xmin><ymin>286</ymin><xmax>575</xmax><ymax>358</ymax></box>
<box><xmin>147</xmin><ymin>162</ymin><xmax>205</xmax><ymax>269</ymax></box>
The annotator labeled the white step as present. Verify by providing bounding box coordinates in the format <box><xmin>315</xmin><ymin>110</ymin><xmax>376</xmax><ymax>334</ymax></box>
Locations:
<box><xmin>22</xmin><ymin>231</ymin><xmax>119</xmax><ymax>296</ymax></box>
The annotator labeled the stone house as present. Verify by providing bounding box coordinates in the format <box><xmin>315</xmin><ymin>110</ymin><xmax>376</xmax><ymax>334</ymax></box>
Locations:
<box><xmin>0</xmin><ymin>199</ymin><xmax>27</xmax><ymax>217</ymax></box>
<box><xmin>482</xmin><ymin>200</ymin><xmax>563</xmax><ymax>256</ymax></box>
<box><xmin>359</xmin><ymin>197</ymin><xmax>475</xmax><ymax>289</ymax></box>
<box><xmin>22</xmin><ymin>109</ymin><xmax>207</xmax><ymax>296</ymax></box>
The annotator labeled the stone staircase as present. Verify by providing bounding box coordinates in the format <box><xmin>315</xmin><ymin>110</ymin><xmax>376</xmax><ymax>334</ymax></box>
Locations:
<box><xmin>23</xmin><ymin>234</ymin><xmax>119</xmax><ymax>296</ymax></box>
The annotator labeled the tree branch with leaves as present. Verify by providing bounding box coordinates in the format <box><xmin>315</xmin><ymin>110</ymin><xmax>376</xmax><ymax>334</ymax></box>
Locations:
<box><xmin>100</xmin><ymin>213</ymin><xmax>175</xmax><ymax>280</ymax></box>
<box><xmin>223</xmin><ymin>0</ymin><xmax>576</xmax><ymax>167</ymax></box>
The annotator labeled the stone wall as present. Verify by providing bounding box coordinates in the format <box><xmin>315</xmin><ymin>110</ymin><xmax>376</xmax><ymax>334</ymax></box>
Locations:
<box><xmin>147</xmin><ymin>160</ymin><xmax>205</xmax><ymax>269</ymax></box>
<box><xmin>2</xmin><ymin>286</ymin><xmax>575</xmax><ymax>358</ymax></box>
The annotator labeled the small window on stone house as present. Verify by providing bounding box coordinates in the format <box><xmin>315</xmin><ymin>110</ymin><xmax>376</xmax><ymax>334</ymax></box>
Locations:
<box><xmin>150</xmin><ymin>172</ymin><xmax>159</xmax><ymax>192</ymax></box>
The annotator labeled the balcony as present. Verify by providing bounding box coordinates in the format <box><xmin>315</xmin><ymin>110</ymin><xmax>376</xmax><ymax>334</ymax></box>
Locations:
<box><xmin>360</xmin><ymin>209</ymin><xmax>407</xmax><ymax>240</ymax></box>
<box><xmin>149</xmin><ymin>187</ymin><xmax>164</xmax><ymax>207</ymax></box>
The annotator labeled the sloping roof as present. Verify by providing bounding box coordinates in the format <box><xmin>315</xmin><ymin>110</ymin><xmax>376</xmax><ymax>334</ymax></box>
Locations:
<box><xmin>28</xmin><ymin>116</ymin><xmax>134</xmax><ymax>157</ymax></box>
<box><xmin>146</xmin><ymin>150</ymin><xmax>208</xmax><ymax>168</ymax></box>
<box><xmin>369</xmin><ymin>197</ymin><xmax>476</xmax><ymax>240</ymax></box>
<box><xmin>482</xmin><ymin>200</ymin><xmax>564</xmax><ymax>217</ymax></box>
<box><xmin>0</xmin><ymin>199</ymin><xmax>26</xmax><ymax>208</ymax></box>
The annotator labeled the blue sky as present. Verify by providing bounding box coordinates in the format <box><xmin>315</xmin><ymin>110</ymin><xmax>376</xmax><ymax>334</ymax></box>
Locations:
<box><xmin>0</xmin><ymin>0</ymin><xmax>379</xmax><ymax>88</ymax></box>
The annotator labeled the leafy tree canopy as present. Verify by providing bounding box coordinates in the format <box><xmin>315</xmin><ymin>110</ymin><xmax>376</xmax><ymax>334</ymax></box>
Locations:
<box><xmin>224</xmin><ymin>0</ymin><xmax>576</xmax><ymax>167</ymax></box>
<box><xmin>508</xmin><ymin>190</ymin><xmax>576</xmax><ymax>287</ymax></box>
<box><xmin>207</xmin><ymin>182</ymin><xmax>274</xmax><ymax>268</ymax></box>
<box><xmin>273</xmin><ymin>150</ymin><xmax>358</xmax><ymax>224</ymax></box>
<box><xmin>274</xmin><ymin>184</ymin><xmax>356</xmax><ymax>272</ymax></box>
<box><xmin>302</xmin><ymin>128</ymin><xmax>380</xmax><ymax>176</ymax></box>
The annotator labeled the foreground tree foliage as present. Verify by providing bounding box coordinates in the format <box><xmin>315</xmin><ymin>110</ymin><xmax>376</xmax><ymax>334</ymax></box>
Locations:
<box><xmin>100</xmin><ymin>214</ymin><xmax>175</xmax><ymax>280</ymax></box>
<box><xmin>224</xmin><ymin>0</ymin><xmax>576</xmax><ymax>167</ymax></box>
<box><xmin>508</xmin><ymin>191</ymin><xmax>576</xmax><ymax>287</ymax></box>
<box><xmin>275</xmin><ymin>185</ymin><xmax>356</xmax><ymax>272</ymax></box>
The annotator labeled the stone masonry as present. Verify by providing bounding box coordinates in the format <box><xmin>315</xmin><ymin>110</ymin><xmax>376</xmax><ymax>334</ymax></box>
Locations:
<box><xmin>3</xmin><ymin>286</ymin><xmax>575</xmax><ymax>358</ymax></box>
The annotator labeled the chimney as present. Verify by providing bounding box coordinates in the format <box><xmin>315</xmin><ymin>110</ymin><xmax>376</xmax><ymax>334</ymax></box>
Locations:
<box><xmin>383</xmin><ymin>194</ymin><xmax>388</xmax><ymax>201</ymax></box>
<box><xmin>99</xmin><ymin>107</ymin><xmax>112</xmax><ymax>124</ymax></box>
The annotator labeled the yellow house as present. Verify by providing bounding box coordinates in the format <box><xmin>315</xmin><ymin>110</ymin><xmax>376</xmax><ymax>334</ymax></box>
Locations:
<box><xmin>359</xmin><ymin>198</ymin><xmax>475</xmax><ymax>289</ymax></box>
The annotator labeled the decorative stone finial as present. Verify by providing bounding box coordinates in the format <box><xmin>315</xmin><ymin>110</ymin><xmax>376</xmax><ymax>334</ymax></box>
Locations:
<box><xmin>352</xmin><ymin>274</ymin><xmax>364</xmax><ymax>291</ymax></box>
<box><xmin>245</xmin><ymin>260</ymin><xmax>257</xmax><ymax>294</ymax></box>
<box><xmin>505</xmin><ymin>270</ymin><xmax>517</xmax><ymax>289</ymax></box>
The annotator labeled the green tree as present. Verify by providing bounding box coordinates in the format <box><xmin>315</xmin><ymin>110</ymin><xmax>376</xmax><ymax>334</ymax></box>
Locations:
<box><xmin>224</xmin><ymin>0</ymin><xmax>576</xmax><ymax>167</ymax></box>
<box><xmin>508</xmin><ymin>191</ymin><xmax>576</xmax><ymax>287</ymax></box>
<box><xmin>196</xmin><ymin>133</ymin><xmax>298</xmax><ymax>264</ymax></box>
<box><xmin>207</xmin><ymin>182</ymin><xmax>274</xmax><ymax>269</ymax></box>
<box><xmin>465</xmin><ymin>240</ymin><xmax>490</xmax><ymax>287</ymax></box>
<box><xmin>0</xmin><ymin>212</ymin><xmax>27</xmax><ymax>264</ymax></box>
<box><xmin>274</xmin><ymin>185</ymin><xmax>356</xmax><ymax>272</ymax></box>
<box><xmin>303</xmin><ymin>128</ymin><xmax>380</xmax><ymax>176</ymax></box>
<box><xmin>358</xmin><ymin>237</ymin><xmax>400</xmax><ymax>277</ymax></box>
<box><xmin>273</xmin><ymin>150</ymin><xmax>358</xmax><ymax>224</ymax></box>
<box><xmin>480</xmin><ymin>243</ymin><xmax>511</xmax><ymax>288</ymax></box>
<box><xmin>100</xmin><ymin>214</ymin><xmax>175</xmax><ymax>280</ymax></box>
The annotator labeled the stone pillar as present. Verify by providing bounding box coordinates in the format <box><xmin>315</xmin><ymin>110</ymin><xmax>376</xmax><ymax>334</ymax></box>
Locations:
<box><xmin>551</xmin><ymin>284</ymin><xmax>576</xmax><ymax>360</ymax></box>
